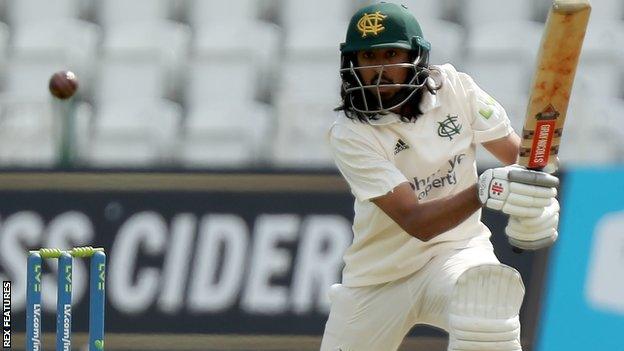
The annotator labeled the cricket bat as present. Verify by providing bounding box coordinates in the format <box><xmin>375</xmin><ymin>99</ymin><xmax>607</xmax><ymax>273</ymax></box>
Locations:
<box><xmin>519</xmin><ymin>0</ymin><xmax>591</xmax><ymax>171</ymax></box>
<box><xmin>513</xmin><ymin>0</ymin><xmax>590</xmax><ymax>253</ymax></box>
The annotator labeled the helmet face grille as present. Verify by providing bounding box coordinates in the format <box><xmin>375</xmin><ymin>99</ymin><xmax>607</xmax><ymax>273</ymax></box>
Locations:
<box><xmin>339</xmin><ymin>49</ymin><xmax>431</xmax><ymax>115</ymax></box>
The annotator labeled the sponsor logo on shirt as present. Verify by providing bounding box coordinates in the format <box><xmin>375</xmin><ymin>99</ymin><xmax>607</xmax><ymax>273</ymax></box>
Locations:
<box><xmin>437</xmin><ymin>115</ymin><xmax>462</xmax><ymax>140</ymax></box>
<box><xmin>411</xmin><ymin>153</ymin><xmax>466</xmax><ymax>200</ymax></box>
<box><xmin>393</xmin><ymin>139</ymin><xmax>410</xmax><ymax>155</ymax></box>
<box><xmin>478</xmin><ymin>95</ymin><xmax>497</xmax><ymax>119</ymax></box>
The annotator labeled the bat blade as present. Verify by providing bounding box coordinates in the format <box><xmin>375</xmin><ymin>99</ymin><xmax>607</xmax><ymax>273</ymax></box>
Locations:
<box><xmin>519</xmin><ymin>0</ymin><xmax>591</xmax><ymax>170</ymax></box>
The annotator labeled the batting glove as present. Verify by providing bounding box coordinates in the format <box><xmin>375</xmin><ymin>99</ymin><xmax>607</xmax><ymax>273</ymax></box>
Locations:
<box><xmin>505</xmin><ymin>198</ymin><xmax>559</xmax><ymax>250</ymax></box>
<box><xmin>478</xmin><ymin>165</ymin><xmax>559</xmax><ymax>217</ymax></box>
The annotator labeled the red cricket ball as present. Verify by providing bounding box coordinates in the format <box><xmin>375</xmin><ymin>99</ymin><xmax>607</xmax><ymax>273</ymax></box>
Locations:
<box><xmin>49</xmin><ymin>70</ymin><xmax>79</xmax><ymax>100</ymax></box>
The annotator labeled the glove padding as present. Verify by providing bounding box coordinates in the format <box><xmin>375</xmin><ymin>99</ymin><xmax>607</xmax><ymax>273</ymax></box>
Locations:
<box><xmin>506</xmin><ymin>198</ymin><xmax>560</xmax><ymax>250</ymax></box>
<box><xmin>478</xmin><ymin>165</ymin><xmax>559</xmax><ymax>217</ymax></box>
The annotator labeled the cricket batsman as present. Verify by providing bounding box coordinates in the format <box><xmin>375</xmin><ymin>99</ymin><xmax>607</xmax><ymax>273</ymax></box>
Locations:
<box><xmin>322</xmin><ymin>3</ymin><xmax>560</xmax><ymax>350</ymax></box>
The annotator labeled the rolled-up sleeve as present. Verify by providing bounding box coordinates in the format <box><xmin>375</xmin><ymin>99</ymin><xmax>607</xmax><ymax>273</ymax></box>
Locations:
<box><xmin>328</xmin><ymin>124</ymin><xmax>408</xmax><ymax>202</ymax></box>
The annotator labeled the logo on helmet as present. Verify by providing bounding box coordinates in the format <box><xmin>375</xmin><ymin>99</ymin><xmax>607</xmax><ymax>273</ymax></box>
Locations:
<box><xmin>357</xmin><ymin>11</ymin><xmax>387</xmax><ymax>38</ymax></box>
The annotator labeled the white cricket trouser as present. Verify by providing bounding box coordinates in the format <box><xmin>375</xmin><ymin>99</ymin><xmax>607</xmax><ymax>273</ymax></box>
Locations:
<box><xmin>320</xmin><ymin>244</ymin><xmax>500</xmax><ymax>351</ymax></box>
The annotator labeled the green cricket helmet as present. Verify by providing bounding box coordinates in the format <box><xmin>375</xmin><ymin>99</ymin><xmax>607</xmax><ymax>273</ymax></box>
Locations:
<box><xmin>339</xmin><ymin>2</ymin><xmax>432</xmax><ymax>116</ymax></box>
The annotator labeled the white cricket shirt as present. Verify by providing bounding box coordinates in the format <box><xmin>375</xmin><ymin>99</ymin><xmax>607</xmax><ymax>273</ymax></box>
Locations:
<box><xmin>328</xmin><ymin>64</ymin><xmax>514</xmax><ymax>287</ymax></box>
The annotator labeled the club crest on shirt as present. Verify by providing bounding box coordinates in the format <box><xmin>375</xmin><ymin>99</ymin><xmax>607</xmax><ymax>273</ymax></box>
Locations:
<box><xmin>437</xmin><ymin>115</ymin><xmax>462</xmax><ymax>140</ymax></box>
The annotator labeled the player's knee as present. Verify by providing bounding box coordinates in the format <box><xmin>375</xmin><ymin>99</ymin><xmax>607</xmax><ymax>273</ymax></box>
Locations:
<box><xmin>447</xmin><ymin>264</ymin><xmax>525</xmax><ymax>351</ymax></box>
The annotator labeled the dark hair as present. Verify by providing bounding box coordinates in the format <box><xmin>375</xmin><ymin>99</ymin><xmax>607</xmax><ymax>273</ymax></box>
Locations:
<box><xmin>335</xmin><ymin>51</ymin><xmax>430</xmax><ymax>123</ymax></box>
